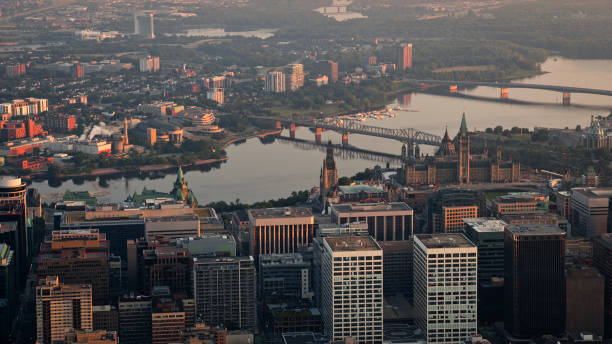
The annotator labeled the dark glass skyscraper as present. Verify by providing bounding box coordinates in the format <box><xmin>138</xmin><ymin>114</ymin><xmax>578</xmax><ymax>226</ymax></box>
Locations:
<box><xmin>504</xmin><ymin>224</ymin><xmax>566</xmax><ymax>338</ymax></box>
<box><xmin>593</xmin><ymin>233</ymin><xmax>612</xmax><ymax>340</ymax></box>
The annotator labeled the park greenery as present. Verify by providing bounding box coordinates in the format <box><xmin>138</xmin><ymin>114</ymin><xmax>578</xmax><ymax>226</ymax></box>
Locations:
<box><xmin>205</xmin><ymin>190</ymin><xmax>310</xmax><ymax>213</ymax></box>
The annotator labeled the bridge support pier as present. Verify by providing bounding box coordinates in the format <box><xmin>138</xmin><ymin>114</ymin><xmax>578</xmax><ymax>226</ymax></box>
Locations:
<box><xmin>276</xmin><ymin>120</ymin><xmax>282</xmax><ymax>129</ymax></box>
<box><xmin>500</xmin><ymin>88</ymin><xmax>509</xmax><ymax>99</ymax></box>
<box><xmin>449</xmin><ymin>85</ymin><xmax>458</xmax><ymax>94</ymax></box>
<box><xmin>315</xmin><ymin>127</ymin><xmax>322</xmax><ymax>144</ymax></box>
<box><xmin>290</xmin><ymin>122</ymin><xmax>296</xmax><ymax>139</ymax></box>
<box><xmin>401</xmin><ymin>94</ymin><xmax>412</xmax><ymax>106</ymax></box>
<box><xmin>342</xmin><ymin>133</ymin><xmax>349</xmax><ymax>146</ymax></box>
<box><xmin>563</xmin><ymin>92</ymin><xmax>571</xmax><ymax>106</ymax></box>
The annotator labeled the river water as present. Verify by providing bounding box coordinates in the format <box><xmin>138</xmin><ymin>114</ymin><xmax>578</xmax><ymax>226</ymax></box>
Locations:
<box><xmin>31</xmin><ymin>57</ymin><xmax>612</xmax><ymax>205</ymax></box>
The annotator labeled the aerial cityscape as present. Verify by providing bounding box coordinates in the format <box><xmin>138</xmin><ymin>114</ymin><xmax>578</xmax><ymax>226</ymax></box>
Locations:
<box><xmin>1</xmin><ymin>0</ymin><xmax>612</xmax><ymax>343</ymax></box>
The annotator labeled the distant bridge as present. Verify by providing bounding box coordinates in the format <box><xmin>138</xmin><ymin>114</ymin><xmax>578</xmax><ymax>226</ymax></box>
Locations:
<box><xmin>249</xmin><ymin>116</ymin><xmax>442</xmax><ymax>146</ymax></box>
<box><xmin>274</xmin><ymin>136</ymin><xmax>404</xmax><ymax>164</ymax></box>
<box><xmin>404</xmin><ymin>79</ymin><xmax>612</xmax><ymax>105</ymax></box>
<box><xmin>405</xmin><ymin>79</ymin><xmax>612</xmax><ymax>96</ymax></box>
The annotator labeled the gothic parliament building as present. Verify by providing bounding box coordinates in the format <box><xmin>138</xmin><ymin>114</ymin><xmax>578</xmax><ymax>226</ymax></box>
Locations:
<box><xmin>401</xmin><ymin>114</ymin><xmax>520</xmax><ymax>185</ymax></box>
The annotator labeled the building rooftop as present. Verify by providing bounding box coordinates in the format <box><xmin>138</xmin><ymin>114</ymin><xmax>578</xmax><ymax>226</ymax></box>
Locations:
<box><xmin>324</xmin><ymin>236</ymin><xmax>380</xmax><ymax>252</ymax></box>
<box><xmin>281</xmin><ymin>332</ymin><xmax>327</xmax><ymax>344</ymax></box>
<box><xmin>331</xmin><ymin>202</ymin><xmax>412</xmax><ymax>213</ymax></box>
<box><xmin>249</xmin><ymin>207</ymin><xmax>313</xmax><ymax>219</ymax></box>
<box><xmin>463</xmin><ymin>218</ymin><xmax>507</xmax><ymax>233</ymax></box>
<box><xmin>145</xmin><ymin>215</ymin><xmax>198</xmax><ymax>222</ymax></box>
<box><xmin>0</xmin><ymin>176</ymin><xmax>24</xmax><ymax>188</ymax></box>
<box><xmin>233</xmin><ymin>209</ymin><xmax>250</xmax><ymax>222</ymax></box>
<box><xmin>505</xmin><ymin>224</ymin><xmax>566</xmax><ymax>236</ymax></box>
<box><xmin>572</xmin><ymin>187</ymin><xmax>612</xmax><ymax>198</ymax></box>
<box><xmin>416</xmin><ymin>234</ymin><xmax>475</xmax><ymax>249</ymax></box>
<box><xmin>494</xmin><ymin>192</ymin><xmax>545</xmax><ymax>202</ymax></box>
<box><xmin>0</xmin><ymin>222</ymin><xmax>17</xmax><ymax>233</ymax></box>
<box><xmin>259</xmin><ymin>253</ymin><xmax>305</xmax><ymax>266</ymax></box>
<box><xmin>338</xmin><ymin>184</ymin><xmax>385</xmax><ymax>194</ymax></box>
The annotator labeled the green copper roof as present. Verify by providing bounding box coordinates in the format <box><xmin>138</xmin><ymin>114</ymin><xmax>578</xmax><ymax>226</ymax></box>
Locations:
<box><xmin>176</xmin><ymin>165</ymin><xmax>184</xmax><ymax>183</ymax></box>
<box><xmin>460</xmin><ymin>113</ymin><xmax>468</xmax><ymax>132</ymax></box>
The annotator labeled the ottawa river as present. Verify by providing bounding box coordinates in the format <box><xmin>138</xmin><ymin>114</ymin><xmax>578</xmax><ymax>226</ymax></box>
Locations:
<box><xmin>31</xmin><ymin>57</ymin><xmax>612</xmax><ymax>205</ymax></box>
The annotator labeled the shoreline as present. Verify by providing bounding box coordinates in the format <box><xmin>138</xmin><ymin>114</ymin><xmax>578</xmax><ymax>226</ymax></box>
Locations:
<box><xmin>12</xmin><ymin>65</ymin><xmax>551</xmax><ymax>185</ymax></box>
<box><xmin>21</xmin><ymin>128</ymin><xmax>282</xmax><ymax>183</ymax></box>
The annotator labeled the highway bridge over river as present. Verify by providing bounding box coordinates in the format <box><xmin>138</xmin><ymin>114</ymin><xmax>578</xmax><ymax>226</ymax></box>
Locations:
<box><xmin>404</xmin><ymin>79</ymin><xmax>612</xmax><ymax>105</ymax></box>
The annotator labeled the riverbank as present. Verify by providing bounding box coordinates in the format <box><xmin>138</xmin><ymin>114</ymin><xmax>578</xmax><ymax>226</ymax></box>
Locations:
<box><xmin>20</xmin><ymin>128</ymin><xmax>282</xmax><ymax>183</ymax></box>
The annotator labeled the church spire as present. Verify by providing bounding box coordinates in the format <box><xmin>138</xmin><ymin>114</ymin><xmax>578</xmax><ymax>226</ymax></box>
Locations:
<box><xmin>460</xmin><ymin>113</ymin><xmax>468</xmax><ymax>133</ymax></box>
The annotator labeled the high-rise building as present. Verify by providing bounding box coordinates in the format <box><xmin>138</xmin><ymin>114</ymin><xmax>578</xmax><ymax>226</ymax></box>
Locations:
<box><xmin>0</xmin><ymin>176</ymin><xmax>29</xmax><ymax>287</ymax></box>
<box><xmin>93</xmin><ymin>304</ymin><xmax>119</xmax><ymax>332</ymax></box>
<box><xmin>286</xmin><ymin>63</ymin><xmax>304</xmax><ymax>91</ymax></box>
<box><xmin>151</xmin><ymin>294</ymin><xmax>186</xmax><ymax>344</ymax></box>
<box><xmin>265</xmin><ymin>71</ymin><xmax>286</xmax><ymax>93</ymax></box>
<box><xmin>5</xmin><ymin>63</ymin><xmax>26</xmax><ymax>77</ymax></box>
<box><xmin>397</xmin><ymin>43</ymin><xmax>413</xmax><ymax>70</ymax></box>
<box><xmin>147</xmin><ymin>128</ymin><xmax>157</xmax><ymax>147</ymax></box>
<box><xmin>427</xmin><ymin>189</ymin><xmax>483</xmax><ymax>233</ymax></box>
<box><xmin>118</xmin><ymin>294</ymin><xmax>152</xmax><ymax>344</ymax></box>
<box><xmin>36</xmin><ymin>276</ymin><xmax>93</xmax><ymax>344</ymax></box>
<box><xmin>141</xmin><ymin>243</ymin><xmax>192</xmax><ymax>295</ymax></box>
<box><xmin>565</xmin><ymin>267</ymin><xmax>604</xmax><ymax>337</ymax></box>
<box><xmin>318</xmin><ymin>236</ymin><xmax>383</xmax><ymax>344</ymax></box>
<box><xmin>320</xmin><ymin>141</ymin><xmax>338</xmax><ymax>206</ymax></box>
<box><xmin>414</xmin><ymin>234</ymin><xmax>478</xmax><ymax>344</ymax></box>
<box><xmin>73</xmin><ymin>63</ymin><xmax>85</xmax><ymax>79</ymax></box>
<box><xmin>258</xmin><ymin>253</ymin><xmax>311</xmax><ymax>303</ymax></box>
<box><xmin>571</xmin><ymin>187</ymin><xmax>612</xmax><ymax>238</ymax></box>
<box><xmin>379</xmin><ymin>240</ymin><xmax>413</xmax><ymax>300</ymax></box>
<box><xmin>463</xmin><ymin>218</ymin><xmax>506</xmax><ymax>283</ymax></box>
<box><xmin>593</xmin><ymin>233</ymin><xmax>612</xmax><ymax>339</ymax></box>
<box><xmin>134</xmin><ymin>13</ymin><xmax>155</xmax><ymax>39</ymax></box>
<box><xmin>330</xmin><ymin>202</ymin><xmax>414</xmax><ymax>241</ymax></box>
<box><xmin>139</xmin><ymin>56</ymin><xmax>160</xmax><ymax>72</ymax></box>
<box><xmin>0</xmin><ymin>243</ymin><xmax>16</xmax><ymax>321</ymax></box>
<box><xmin>328</xmin><ymin>60</ymin><xmax>338</xmax><ymax>82</ymax></box>
<box><xmin>206</xmin><ymin>88</ymin><xmax>224</xmax><ymax>105</ymax></box>
<box><xmin>193</xmin><ymin>256</ymin><xmax>256</xmax><ymax>331</ymax></box>
<box><xmin>37</xmin><ymin>229</ymin><xmax>110</xmax><ymax>304</ymax></box>
<box><xmin>248</xmin><ymin>207</ymin><xmax>314</xmax><ymax>257</ymax></box>
<box><xmin>504</xmin><ymin>224</ymin><xmax>566</xmax><ymax>338</ymax></box>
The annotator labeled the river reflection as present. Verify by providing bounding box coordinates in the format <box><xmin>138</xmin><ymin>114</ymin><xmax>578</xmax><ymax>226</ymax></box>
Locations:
<box><xmin>31</xmin><ymin>57</ymin><xmax>612</xmax><ymax>205</ymax></box>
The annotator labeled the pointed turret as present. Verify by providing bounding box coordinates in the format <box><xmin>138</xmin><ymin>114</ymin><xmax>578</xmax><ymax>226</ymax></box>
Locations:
<box><xmin>442</xmin><ymin>125</ymin><xmax>451</xmax><ymax>141</ymax></box>
<box><xmin>436</xmin><ymin>125</ymin><xmax>456</xmax><ymax>156</ymax></box>
<box><xmin>460</xmin><ymin>113</ymin><xmax>468</xmax><ymax>133</ymax></box>
<box><xmin>176</xmin><ymin>165</ymin><xmax>184</xmax><ymax>183</ymax></box>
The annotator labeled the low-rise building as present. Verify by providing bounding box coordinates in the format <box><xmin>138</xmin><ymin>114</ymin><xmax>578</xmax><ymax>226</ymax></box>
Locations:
<box><xmin>144</xmin><ymin>215</ymin><xmax>200</xmax><ymax>241</ymax></box>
